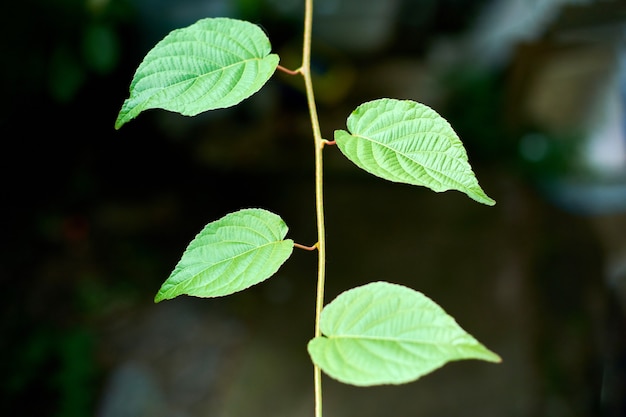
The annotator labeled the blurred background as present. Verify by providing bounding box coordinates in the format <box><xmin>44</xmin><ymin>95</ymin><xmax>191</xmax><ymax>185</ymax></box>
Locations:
<box><xmin>2</xmin><ymin>0</ymin><xmax>626</xmax><ymax>416</ymax></box>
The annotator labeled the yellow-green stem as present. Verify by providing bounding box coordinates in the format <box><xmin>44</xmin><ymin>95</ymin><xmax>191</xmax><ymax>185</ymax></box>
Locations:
<box><xmin>300</xmin><ymin>0</ymin><xmax>325</xmax><ymax>416</ymax></box>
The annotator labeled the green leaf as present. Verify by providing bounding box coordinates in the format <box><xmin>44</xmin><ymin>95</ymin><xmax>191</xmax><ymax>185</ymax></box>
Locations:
<box><xmin>155</xmin><ymin>208</ymin><xmax>293</xmax><ymax>302</ymax></box>
<box><xmin>115</xmin><ymin>17</ymin><xmax>279</xmax><ymax>129</ymax></box>
<box><xmin>308</xmin><ymin>281</ymin><xmax>501</xmax><ymax>386</ymax></box>
<box><xmin>334</xmin><ymin>99</ymin><xmax>495</xmax><ymax>205</ymax></box>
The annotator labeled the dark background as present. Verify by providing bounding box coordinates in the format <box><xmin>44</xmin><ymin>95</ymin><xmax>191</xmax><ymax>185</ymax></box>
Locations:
<box><xmin>2</xmin><ymin>0</ymin><xmax>626</xmax><ymax>416</ymax></box>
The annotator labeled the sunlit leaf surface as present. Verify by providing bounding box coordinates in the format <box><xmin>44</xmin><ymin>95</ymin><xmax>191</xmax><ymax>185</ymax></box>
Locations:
<box><xmin>155</xmin><ymin>209</ymin><xmax>293</xmax><ymax>302</ymax></box>
<box><xmin>308</xmin><ymin>281</ymin><xmax>501</xmax><ymax>386</ymax></box>
<box><xmin>334</xmin><ymin>99</ymin><xmax>495</xmax><ymax>205</ymax></box>
<box><xmin>116</xmin><ymin>17</ymin><xmax>279</xmax><ymax>129</ymax></box>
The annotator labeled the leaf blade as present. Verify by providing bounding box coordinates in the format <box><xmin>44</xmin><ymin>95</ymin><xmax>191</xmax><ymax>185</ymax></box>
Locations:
<box><xmin>308</xmin><ymin>281</ymin><xmax>501</xmax><ymax>386</ymax></box>
<box><xmin>115</xmin><ymin>17</ymin><xmax>279</xmax><ymax>129</ymax></box>
<box><xmin>155</xmin><ymin>208</ymin><xmax>293</xmax><ymax>302</ymax></box>
<box><xmin>334</xmin><ymin>99</ymin><xmax>495</xmax><ymax>205</ymax></box>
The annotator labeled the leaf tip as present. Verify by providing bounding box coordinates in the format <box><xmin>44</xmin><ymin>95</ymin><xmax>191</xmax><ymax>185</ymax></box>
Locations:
<box><xmin>481</xmin><ymin>348</ymin><xmax>502</xmax><ymax>363</ymax></box>
<box><xmin>115</xmin><ymin>103</ymin><xmax>132</xmax><ymax>130</ymax></box>
<box><xmin>154</xmin><ymin>288</ymin><xmax>172</xmax><ymax>303</ymax></box>
<box><xmin>468</xmin><ymin>187</ymin><xmax>496</xmax><ymax>206</ymax></box>
<box><xmin>480</xmin><ymin>195</ymin><xmax>497</xmax><ymax>207</ymax></box>
<box><xmin>114</xmin><ymin>118</ymin><xmax>125</xmax><ymax>130</ymax></box>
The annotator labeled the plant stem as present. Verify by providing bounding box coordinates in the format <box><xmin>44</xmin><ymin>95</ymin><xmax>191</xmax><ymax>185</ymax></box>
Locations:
<box><xmin>300</xmin><ymin>0</ymin><xmax>325</xmax><ymax>416</ymax></box>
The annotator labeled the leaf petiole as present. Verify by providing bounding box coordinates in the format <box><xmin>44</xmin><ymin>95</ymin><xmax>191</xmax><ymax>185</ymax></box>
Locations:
<box><xmin>277</xmin><ymin>64</ymin><xmax>302</xmax><ymax>75</ymax></box>
<box><xmin>294</xmin><ymin>242</ymin><xmax>319</xmax><ymax>251</ymax></box>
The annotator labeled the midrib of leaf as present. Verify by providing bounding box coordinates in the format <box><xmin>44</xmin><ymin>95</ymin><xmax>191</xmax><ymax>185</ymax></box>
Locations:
<box><xmin>353</xmin><ymin>133</ymin><xmax>471</xmax><ymax>188</ymax></box>
<box><xmin>335</xmin><ymin>338</ymin><xmax>450</xmax><ymax>363</ymax></box>
<box><xmin>168</xmin><ymin>239</ymin><xmax>285</xmax><ymax>291</ymax></box>
<box><xmin>333</xmin><ymin>317</ymin><xmax>462</xmax><ymax>336</ymax></box>
<box><xmin>142</xmin><ymin>57</ymin><xmax>265</xmax><ymax>92</ymax></box>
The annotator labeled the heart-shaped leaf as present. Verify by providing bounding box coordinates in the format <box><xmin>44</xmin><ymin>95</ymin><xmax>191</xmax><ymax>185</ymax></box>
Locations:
<box><xmin>155</xmin><ymin>209</ymin><xmax>293</xmax><ymax>302</ymax></box>
<box><xmin>308</xmin><ymin>281</ymin><xmax>501</xmax><ymax>386</ymax></box>
<box><xmin>334</xmin><ymin>99</ymin><xmax>495</xmax><ymax>205</ymax></box>
<box><xmin>115</xmin><ymin>17</ymin><xmax>279</xmax><ymax>129</ymax></box>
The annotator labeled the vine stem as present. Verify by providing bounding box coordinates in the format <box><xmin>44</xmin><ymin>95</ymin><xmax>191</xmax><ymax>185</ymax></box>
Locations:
<box><xmin>299</xmin><ymin>0</ymin><xmax>326</xmax><ymax>416</ymax></box>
